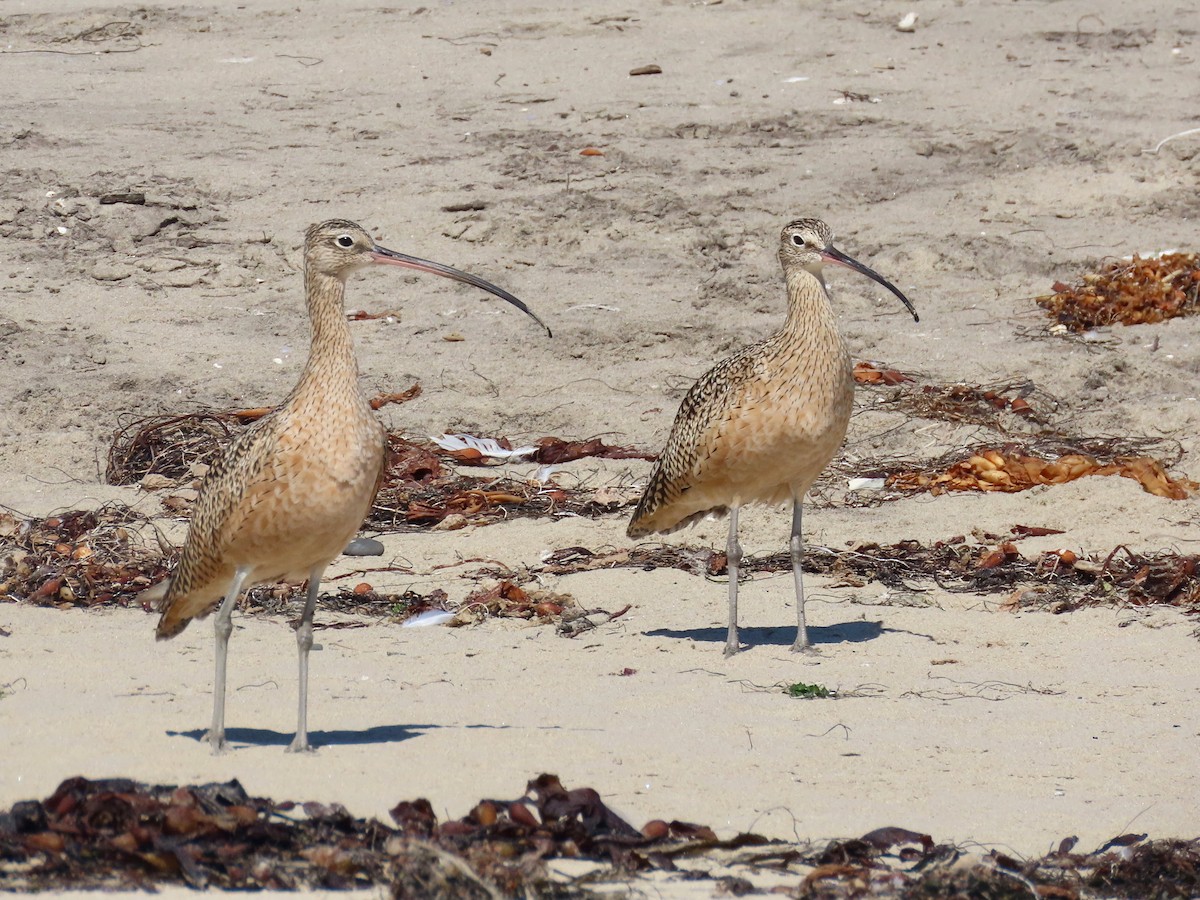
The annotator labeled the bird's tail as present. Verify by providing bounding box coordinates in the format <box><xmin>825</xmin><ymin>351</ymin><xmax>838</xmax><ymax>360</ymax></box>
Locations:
<box><xmin>628</xmin><ymin>503</ymin><xmax>727</xmax><ymax>539</ymax></box>
<box><xmin>627</xmin><ymin>467</ymin><xmax>727</xmax><ymax>537</ymax></box>
<box><xmin>155</xmin><ymin>607</ymin><xmax>192</xmax><ymax>640</ymax></box>
<box><xmin>138</xmin><ymin>578</ymin><xmax>193</xmax><ymax>640</ymax></box>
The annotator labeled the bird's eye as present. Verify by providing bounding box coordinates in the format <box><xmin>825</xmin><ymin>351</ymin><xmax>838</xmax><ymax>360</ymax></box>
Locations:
<box><xmin>791</xmin><ymin>234</ymin><xmax>805</xmax><ymax>246</ymax></box>
<box><xmin>336</xmin><ymin>234</ymin><xmax>354</xmax><ymax>248</ymax></box>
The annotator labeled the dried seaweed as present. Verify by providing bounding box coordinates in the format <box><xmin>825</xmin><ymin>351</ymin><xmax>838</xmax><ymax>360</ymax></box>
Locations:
<box><xmin>887</xmin><ymin>446</ymin><xmax>1195</xmax><ymax>499</ymax></box>
<box><xmin>441</xmin><ymin>435</ymin><xmax>655</xmax><ymax>466</ymax></box>
<box><xmin>242</xmin><ymin>579</ymin><xmax>613</xmax><ymax>636</ymax></box>
<box><xmin>237</xmin><ymin>584</ymin><xmax>450</xmax><ymax>622</ymax></box>
<box><xmin>106</xmin><ymin>411</ymin><xmax>252</xmax><ymax>485</ymax></box>
<box><xmin>1037</xmin><ymin>252</ymin><xmax>1200</xmax><ymax>331</ymax></box>
<box><xmin>457</xmin><ymin>580</ymin><xmax>570</xmax><ymax>623</ymax></box>
<box><xmin>108</xmin><ymin>411</ymin><xmax>651</xmax><ymax>489</ymax></box>
<box><xmin>370</xmin><ymin>473</ymin><xmax>627</xmax><ymax>529</ymax></box>
<box><xmin>370</xmin><ymin>435</ymin><xmax>639</xmax><ymax>530</ymax></box>
<box><xmin>0</xmin><ymin>504</ymin><xmax>628</xmax><ymax>635</ymax></box>
<box><xmin>2</xmin><ymin>774</ymin><xmax>1198</xmax><ymax>897</ymax></box>
<box><xmin>0</xmin><ymin>505</ymin><xmax>168</xmax><ymax>608</ymax></box>
<box><xmin>858</xmin><ymin>437</ymin><xmax>1195</xmax><ymax>500</ymax></box>
<box><xmin>852</xmin><ymin>360</ymin><xmax>915</xmax><ymax>385</ymax></box>
<box><xmin>369</xmin><ymin>382</ymin><xmax>422</xmax><ymax>410</ymax></box>
<box><xmin>851</xmin><ymin>362</ymin><xmax>1062</xmax><ymax>432</ymax></box>
<box><xmin>8</xmin><ymin>501</ymin><xmax>1200</xmax><ymax>620</ymax></box>
<box><xmin>557</xmin><ymin>539</ymin><xmax>1200</xmax><ymax>612</ymax></box>
<box><xmin>875</xmin><ymin>379</ymin><xmax>1059</xmax><ymax>430</ymax></box>
<box><xmin>373</xmin><ymin>474</ymin><xmax>542</xmax><ymax>528</ymax></box>
<box><xmin>106</xmin><ymin>413</ymin><xmax>643</xmax><ymax>529</ymax></box>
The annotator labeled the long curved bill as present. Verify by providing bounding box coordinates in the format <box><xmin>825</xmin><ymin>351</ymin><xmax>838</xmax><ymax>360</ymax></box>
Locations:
<box><xmin>370</xmin><ymin>245</ymin><xmax>552</xmax><ymax>337</ymax></box>
<box><xmin>821</xmin><ymin>245</ymin><xmax>919</xmax><ymax>323</ymax></box>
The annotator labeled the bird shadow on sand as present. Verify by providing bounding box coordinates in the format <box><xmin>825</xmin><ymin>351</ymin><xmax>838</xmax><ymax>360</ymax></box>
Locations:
<box><xmin>645</xmin><ymin>619</ymin><xmax>889</xmax><ymax>648</ymax></box>
<box><xmin>168</xmin><ymin>723</ymin><xmax>433</xmax><ymax>749</ymax></box>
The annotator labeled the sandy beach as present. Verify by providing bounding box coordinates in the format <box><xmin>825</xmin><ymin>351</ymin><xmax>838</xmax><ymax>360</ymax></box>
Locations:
<box><xmin>2</xmin><ymin>0</ymin><xmax>1199</xmax><ymax>894</ymax></box>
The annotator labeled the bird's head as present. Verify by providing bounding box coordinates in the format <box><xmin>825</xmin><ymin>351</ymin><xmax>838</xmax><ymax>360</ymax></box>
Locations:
<box><xmin>778</xmin><ymin>218</ymin><xmax>918</xmax><ymax>322</ymax></box>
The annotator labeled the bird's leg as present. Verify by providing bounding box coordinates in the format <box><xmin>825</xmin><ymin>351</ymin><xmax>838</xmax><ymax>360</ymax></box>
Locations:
<box><xmin>724</xmin><ymin>506</ymin><xmax>743</xmax><ymax>657</ymax></box>
<box><xmin>287</xmin><ymin>565</ymin><xmax>325</xmax><ymax>753</ymax></box>
<box><xmin>789</xmin><ymin>500</ymin><xmax>816</xmax><ymax>654</ymax></box>
<box><xmin>209</xmin><ymin>566</ymin><xmax>251</xmax><ymax>754</ymax></box>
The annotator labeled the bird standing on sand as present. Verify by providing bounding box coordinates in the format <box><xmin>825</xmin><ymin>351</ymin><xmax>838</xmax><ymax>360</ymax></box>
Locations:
<box><xmin>627</xmin><ymin>218</ymin><xmax>918</xmax><ymax>656</ymax></box>
<box><xmin>154</xmin><ymin>219</ymin><xmax>549</xmax><ymax>752</ymax></box>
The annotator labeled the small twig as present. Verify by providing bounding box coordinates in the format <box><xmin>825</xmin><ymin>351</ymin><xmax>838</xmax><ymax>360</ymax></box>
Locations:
<box><xmin>1074</xmin><ymin>13</ymin><xmax>1105</xmax><ymax>44</ymax></box>
<box><xmin>409</xmin><ymin>840</ymin><xmax>505</xmax><ymax>900</ymax></box>
<box><xmin>52</xmin><ymin>20</ymin><xmax>137</xmax><ymax>43</ymax></box>
<box><xmin>0</xmin><ymin>45</ymin><xmax>146</xmax><ymax>55</ymax></box>
<box><xmin>807</xmin><ymin>723</ymin><xmax>851</xmax><ymax>740</ymax></box>
<box><xmin>276</xmin><ymin>54</ymin><xmax>323</xmax><ymax>66</ymax></box>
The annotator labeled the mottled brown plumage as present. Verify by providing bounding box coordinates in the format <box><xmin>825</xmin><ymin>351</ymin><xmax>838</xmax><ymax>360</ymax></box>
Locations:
<box><xmin>154</xmin><ymin>219</ymin><xmax>547</xmax><ymax>752</ymax></box>
<box><xmin>628</xmin><ymin>218</ymin><xmax>918</xmax><ymax>656</ymax></box>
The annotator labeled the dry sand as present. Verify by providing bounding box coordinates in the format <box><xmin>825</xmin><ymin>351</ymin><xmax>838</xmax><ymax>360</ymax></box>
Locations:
<box><xmin>2</xmin><ymin>0</ymin><xmax>1200</xmax><ymax>893</ymax></box>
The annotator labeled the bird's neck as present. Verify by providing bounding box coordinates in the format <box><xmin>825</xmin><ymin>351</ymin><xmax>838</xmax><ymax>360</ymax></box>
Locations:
<box><xmin>775</xmin><ymin>267</ymin><xmax>848</xmax><ymax>359</ymax></box>
<box><xmin>292</xmin><ymin>267</ymin><xmax>362</xmax><ymax>399</ymax></box>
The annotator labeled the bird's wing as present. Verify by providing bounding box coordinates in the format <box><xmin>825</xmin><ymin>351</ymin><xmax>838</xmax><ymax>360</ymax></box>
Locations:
<box><xmin>155</xmin><ymin>418</ymin><xmax>281</xmax><ymax>636</ymax></box>
<box><xmin>627</xmin><ymin>344</ymin><xmax>766</xmax><ymax>536</ymax></box>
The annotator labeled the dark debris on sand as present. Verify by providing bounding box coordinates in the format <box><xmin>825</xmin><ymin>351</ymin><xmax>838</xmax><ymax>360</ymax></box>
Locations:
<box><xmin>834</xmin><ymin>363</ymin><xmax>1196</xmax><ymax>505</ymax></box>
<box><xmin>241</xmin><ymin>579</ymin><xmax>621</xmax><ymax>638</ymax></box>
<box><xmin>106</xmin><ymin>410</ymin><xmax>252</xmax><ymax>486</ymax></box>
<box><xmin>881</xmin><ymin>439</ymin><xmax>1195</xmax><ymax>500</ymax></box>
<box><xmin>7</xmin><ymin>402</ymin><xmax>1191</xmax><ymax>622</ymax></box>
<box><xmin>0</xmin><ymin>504</ymin><xmax>168</xmax><ymax>609</ymax></box>
<box><xmin>548</xmin><ymin>538</ymin><xmax>1200</xmax><ymax>614</ymax></box>
<box><xmin>823</xmin><ymin>436</ymin><xmax>1195</xmax><ymax>506</ymax></box>
<box><xmin>7</xmin><ymin>502</ymin><xmax>1200</xmax><ymax>619</ymax></box>
<box><xmin>106</xmin><ymin>414</ymin><xmax>643</xmax><ymax>528</ymax></box>
<box><xmin>2</xmin><ymin>774</ymin><xmax>1198</xmax><ymax>898</ymax></box>
<box><xmin>853</xmin><ymin>366</ymin><xmax>1060</xmax><ymax>433</ymax></box>
<box><xmin>1036</xmin><ymin>251</ymin><xmax>1200</xmax><ymax>331</ymax></box>
<box><xmin>0</xmin><ymin>504</ymin><xmax>624</xmax><ymax>634</ymax></box>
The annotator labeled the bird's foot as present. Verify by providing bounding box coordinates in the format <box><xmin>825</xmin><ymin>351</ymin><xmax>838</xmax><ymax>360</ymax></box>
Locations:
<box><xmin>205</xmin><ymin>731</ymin><xmax>228</xmax><ymax>755</ymax></box>
<box><xmin>723</xmin><ymin>640</ymin><xmax>742</xmax><ymax>658</ymax></box>
<box><xmin>790</xmin><ymin>641</ymin><xmax>820</xmax><ymax>656</ymax></box>
<box><xmin>286</xmin><ymin>736</ymin><xmax>316</xmax><ymax>754</ymax></box>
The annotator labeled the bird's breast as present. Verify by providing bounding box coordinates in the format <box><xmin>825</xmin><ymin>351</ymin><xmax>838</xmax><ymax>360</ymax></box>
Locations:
<box><xmin>228</xmin><ymin>399</ymin><xmax>384</xmax><ymax>555</ymax></box>
<box><xmin>274</xmin><ymin>407</ymin><xmax>385</xmax><ymax>495</ymax></box>
<box><xmin>697</xmin><ymin>346</ymin><xmax>853</xmax><ymax>502</ymax></box>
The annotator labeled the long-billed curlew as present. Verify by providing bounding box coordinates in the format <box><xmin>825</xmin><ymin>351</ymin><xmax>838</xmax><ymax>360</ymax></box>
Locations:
<box><xmin>154</xmin><ymin>219</ymin><xmax>548</xmax><ymax>752</ymax></box>
<box><xmin>627</xmin><ymin>218</ymin><xmax>918</xmax><ymax>656</ymax></box>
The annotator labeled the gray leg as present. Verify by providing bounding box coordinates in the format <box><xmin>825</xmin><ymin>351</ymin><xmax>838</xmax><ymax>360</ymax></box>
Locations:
<box><xmin>209</xmin><ymin>566</ymin><xmax>252</xmax><ymax>754</ymax></box>
<box><xmin>724</xmin><ymin>506</ymin><xmax>743</xmax><ymax>657</ymax></box>
<box><xmin>789</xmin><ymin>500</ymin><xmax>815</xmax><ymax>654</ymax></box>
<box><xmin>287</xmin><ymin>564</ymin><xmax>325</xmax><ymax>753</ymax></box>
